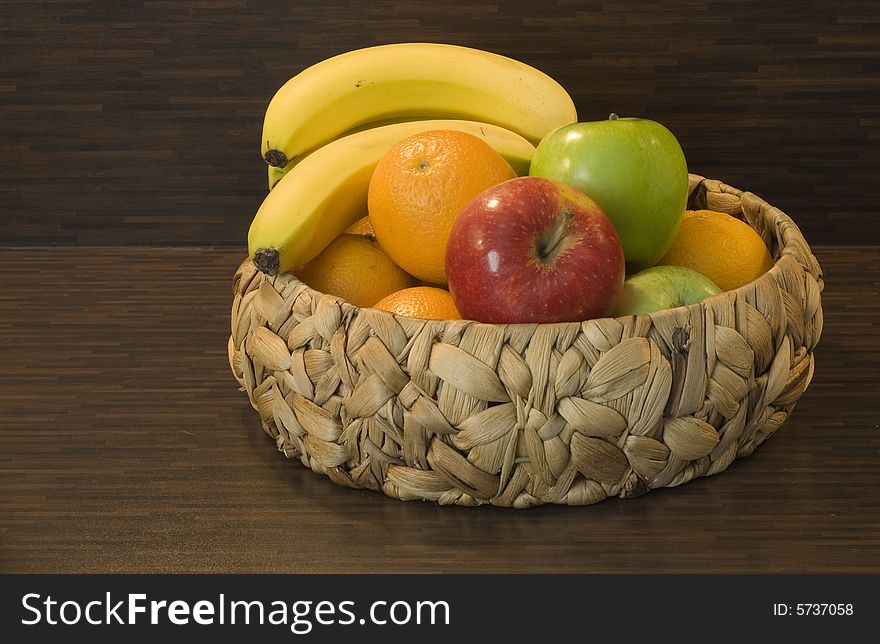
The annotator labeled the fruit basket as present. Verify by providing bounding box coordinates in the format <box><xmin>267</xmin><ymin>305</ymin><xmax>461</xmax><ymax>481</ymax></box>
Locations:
<box><xmin>228</xmin><ymin>174</ymin><xmax>824</xmax><ymax>508</ymax></box>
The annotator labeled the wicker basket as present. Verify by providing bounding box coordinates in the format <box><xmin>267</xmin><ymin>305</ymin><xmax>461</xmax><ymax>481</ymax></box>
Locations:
<box><xmin>228</xmin><ymin>174</ymin><xmax>824</xmax><ymax>508</ymax></box>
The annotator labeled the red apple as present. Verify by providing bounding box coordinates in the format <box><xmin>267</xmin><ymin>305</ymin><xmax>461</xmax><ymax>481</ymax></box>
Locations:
<box><xmin>445</xmin><ymin>176</ymin><xmax>625</xmax><ymax>324</ymax></box>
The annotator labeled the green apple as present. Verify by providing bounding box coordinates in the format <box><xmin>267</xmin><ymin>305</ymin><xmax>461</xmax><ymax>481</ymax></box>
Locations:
<box><xmin>529</xmin><ymin>115</ymin><xmax>688</xmax><ymax>271</ymax></box>
<box><xmin>613</xmin><ymin>266</ymin><xmax>721</xmax><ymax>316</ymax></box>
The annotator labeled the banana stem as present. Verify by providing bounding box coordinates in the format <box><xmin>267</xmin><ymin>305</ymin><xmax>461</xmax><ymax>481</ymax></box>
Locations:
<box><xmin>265</xmin><ymin>149</ymin><xmax>289</xmax><ymax>168</ymax></box>
<box><xmin>253</xmin><ymin>248</ymin><xmax>281</xmax><ymax>275</ymax></box>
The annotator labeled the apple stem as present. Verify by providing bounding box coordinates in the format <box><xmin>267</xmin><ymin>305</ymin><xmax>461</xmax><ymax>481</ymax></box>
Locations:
<box><xmin>536</xmin><ymin>209</ymin><xmax>575</xmax><ymax>264</ymax></box>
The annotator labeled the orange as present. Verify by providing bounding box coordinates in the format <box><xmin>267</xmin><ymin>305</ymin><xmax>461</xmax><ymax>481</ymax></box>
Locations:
<box><xmin>367</xmin><ymin>129</ymin><xmax>516</xmax><ymax>284</ymax></box>
<box><xmin>373</xmin><ymin>286</ymin><xmax>462</xmax><ymax>320</ymax></box>
<box><xmin>344</xmin><ymin>215</ymin><xmax>375</xmax><ymax>238</ymax></box>
<box><xmin>293</xmin><ymin>233</ymin><xmax>418</xmax><ymax>308</ymax></box>
<box><xmin>658</xmin><ymin>209</ymin><xmax>774</xmax><ymax>292</ymax></box>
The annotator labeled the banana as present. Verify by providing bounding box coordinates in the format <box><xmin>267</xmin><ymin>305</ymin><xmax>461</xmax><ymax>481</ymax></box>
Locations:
<box><xmin>261</xmin><ymin>42</ymin><xmax>576</xmax><ymax>168</ymax></box>
<box><xmin>267</xmin><ymin>164</ymin><xmax>287</xmax><ymax>191</ymax></box>
<box><xmin>249</xmin><ymin>119</ymin><xmax>536</xmax><ymax>276</ymax></box>
<box><xmin>267</xmin><ymin>116</ymin><xmax>436</xmax><ymax>191</ymax></box>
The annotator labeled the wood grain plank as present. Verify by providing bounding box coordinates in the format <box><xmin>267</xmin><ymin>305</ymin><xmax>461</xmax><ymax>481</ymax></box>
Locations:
<box><xmin>1</xmin><ymin>1</ymin><xmax>878</xmax><ymax>246</ymax></box>
<box><xmin>0</xmin><ymin>246</ymin><xmax>877</xmax><ymax>573</ymax></box>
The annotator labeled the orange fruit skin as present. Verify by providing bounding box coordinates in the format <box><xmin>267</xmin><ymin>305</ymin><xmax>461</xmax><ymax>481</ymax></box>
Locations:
<box><xmin>657</xmin><ymin>209</ymin><xmax>774</xmax><ymax>292</ymax></box>
<box><xmin>293</xmin><ymin>233</ymin><xmax>418</xmax><ymax>308</ymax></box>
<box><xmin>344</xmin><ymin>215</ymin><xmax>375</xmax><ymax>238</ymax></box>
<box><xmin>368</xmin><ymin>129</ymin><xmax>516</xmax><ymax>285</ymax></box>
<box><xmin>373</xmin><ymin>286</ymin><xmax>462</xmax><ymax>320</ymax></box>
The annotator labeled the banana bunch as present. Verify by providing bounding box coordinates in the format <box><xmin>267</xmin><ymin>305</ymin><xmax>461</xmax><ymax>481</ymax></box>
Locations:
<box><xmin>248</xmin><ymin>43</ymin><xmax>578</xmax><ymax>276</ymax></box>
<box><xmin>250</xmin><ymin>119</ymin><xmax>535</xmax><ymax>276</ymax></box>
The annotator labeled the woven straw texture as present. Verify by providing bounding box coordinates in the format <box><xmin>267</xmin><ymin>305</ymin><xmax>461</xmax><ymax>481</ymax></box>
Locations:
<box><xmin>228</xmin><ymin>174</ymin><xmax>824</xmax><ymax>508</ymax></box>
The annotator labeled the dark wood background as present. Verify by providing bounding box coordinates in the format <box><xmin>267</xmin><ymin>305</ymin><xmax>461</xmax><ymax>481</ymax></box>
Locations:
<box><xmin>1</xmin><ymin>0</ymin><xmax>878</xmax><ymax>247</ymax></box>
<box><xmin>1</xmin><ymin>1</ymin><xmax>878</xmax><ymax>575</ymax></box>
<box><xmin>0</xmin><ymin>246</ymin><xmax>877</xmax><ymax>573</ymax></box>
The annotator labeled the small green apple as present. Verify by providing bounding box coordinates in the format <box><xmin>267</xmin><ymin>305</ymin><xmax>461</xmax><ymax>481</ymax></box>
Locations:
<box><xmin>613</xmin><ymin>266</ymin><xmax>721</xmax><ymax>316</ymax></box>
<box><xmin>529</xmin><ymin>115</ymin><xmax>688</xmax><ymax>271</ymax></box>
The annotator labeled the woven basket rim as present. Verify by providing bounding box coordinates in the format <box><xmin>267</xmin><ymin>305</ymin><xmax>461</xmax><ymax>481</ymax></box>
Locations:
<box><xmin>242</xmin><ymin>173</ymin><xmax>822</xmax><ymax>328</ymax></box>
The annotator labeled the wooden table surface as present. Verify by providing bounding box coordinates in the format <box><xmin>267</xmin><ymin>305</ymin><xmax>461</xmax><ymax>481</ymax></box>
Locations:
<box><xmin>1</xmin><ymin>245</ymin><xmax>877</xmax><ymax>574</ymax></box>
